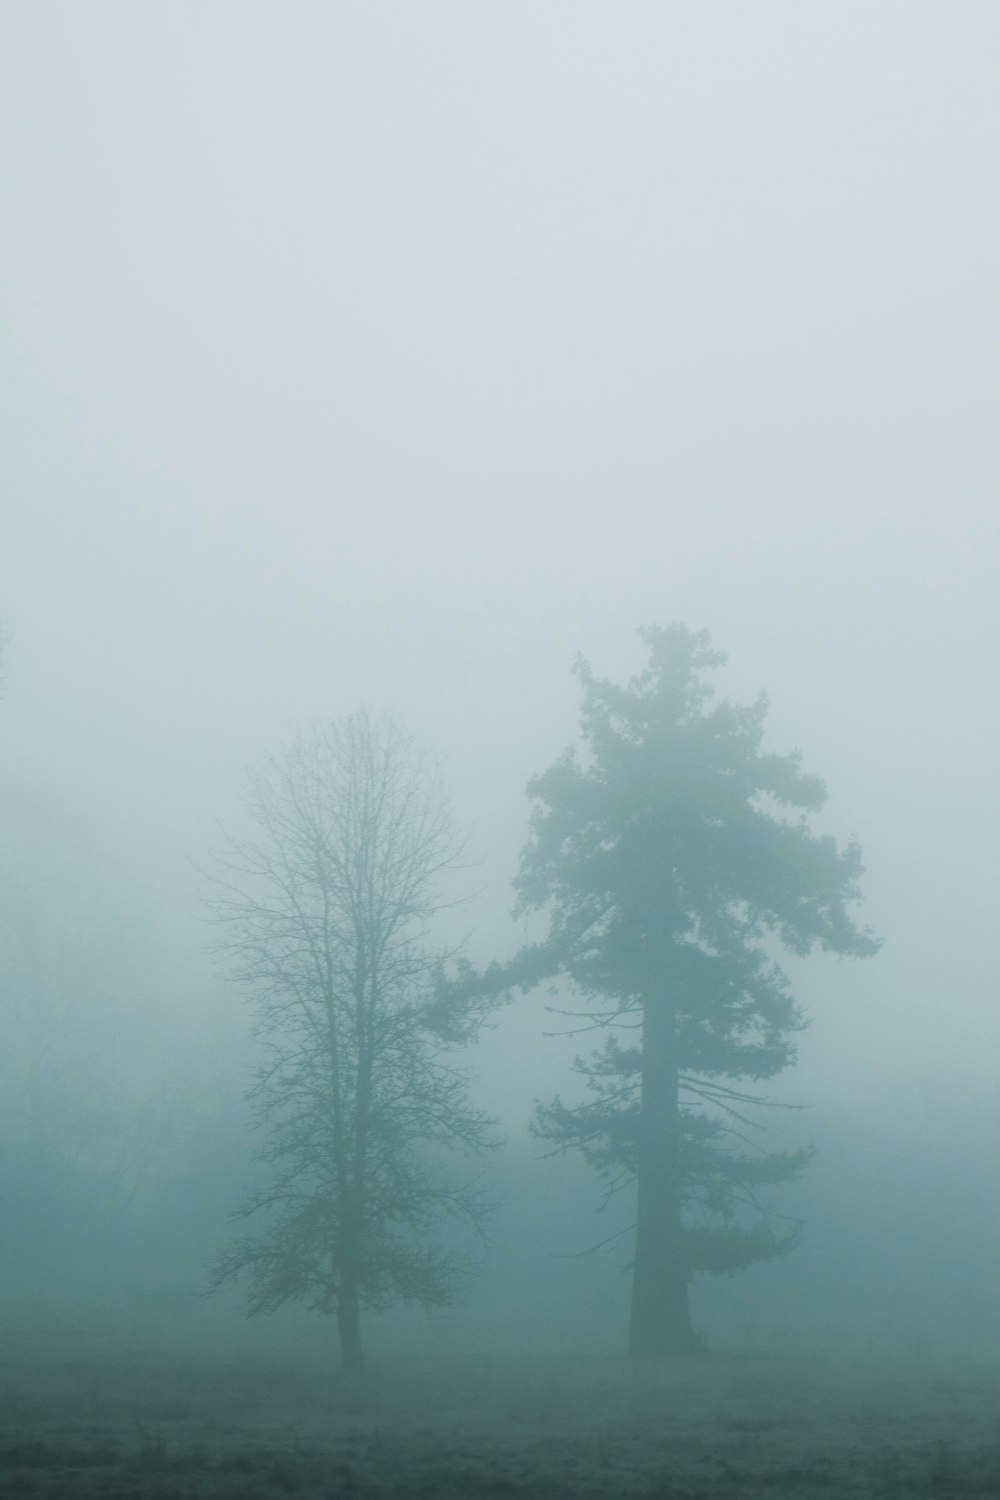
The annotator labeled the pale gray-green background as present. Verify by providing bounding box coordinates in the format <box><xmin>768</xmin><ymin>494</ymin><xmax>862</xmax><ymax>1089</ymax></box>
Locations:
<box><xmin>1</xmin><ymin>5</ymin><xmax>996</xmax><ymax>1352</ymax></box>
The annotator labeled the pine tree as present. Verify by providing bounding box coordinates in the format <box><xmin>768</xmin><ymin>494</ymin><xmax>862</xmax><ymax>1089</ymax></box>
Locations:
<box><xmin>510</xmin><ymin>625</ymin><xmax>880</xmax><ymax>1355</ymax></box>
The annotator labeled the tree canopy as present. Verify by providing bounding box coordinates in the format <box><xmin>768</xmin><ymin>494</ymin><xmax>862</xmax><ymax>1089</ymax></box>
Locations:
<box><xmin>503</xmin><ymin>625</ymin><xmax>880</xmax><ymax>1353</ymax></box>
<box><xmin>207</xmin><ymin>711</ymin><xmax>495</xmax><ymax>1371</ymax></box>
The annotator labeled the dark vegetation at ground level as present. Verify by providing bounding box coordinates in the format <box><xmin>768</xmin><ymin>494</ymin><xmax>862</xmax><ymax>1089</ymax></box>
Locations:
<box><xmin>0</xmin><ymin>1332</ymin><xmax>996</xmax><ymax>1497</ymax></box>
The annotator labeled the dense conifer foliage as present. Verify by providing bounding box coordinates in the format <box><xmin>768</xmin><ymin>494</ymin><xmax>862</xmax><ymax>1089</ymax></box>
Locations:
<box><xmin>506</xmin><ymin>625</ymin><xmax>880</xmax><ymax>1354</ymax></box>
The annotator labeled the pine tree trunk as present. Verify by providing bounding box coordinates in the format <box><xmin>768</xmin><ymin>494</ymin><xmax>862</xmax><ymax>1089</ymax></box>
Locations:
<box><xmin>628</xmin><ymin>995</ymin><xmax>700</xmax><ymax>1356</ymax></box>
<box><xmin>337</xmin><ymin>1268</ymin><xmax>365</xmax><ymax>1374</ymax></box>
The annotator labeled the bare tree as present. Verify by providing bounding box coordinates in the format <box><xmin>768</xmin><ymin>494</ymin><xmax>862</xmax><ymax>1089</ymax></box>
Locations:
<box><xmin>207</xmin><ymin>711</ymin><xmax>495</xmax><ymax>1372</ymax></box>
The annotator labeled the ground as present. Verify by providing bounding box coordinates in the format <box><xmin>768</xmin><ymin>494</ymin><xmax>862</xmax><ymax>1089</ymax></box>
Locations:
<box><xmin>0</xmin><ymin>1330</ymin><xmax>996</xmax><ymax>1497</ymax></box>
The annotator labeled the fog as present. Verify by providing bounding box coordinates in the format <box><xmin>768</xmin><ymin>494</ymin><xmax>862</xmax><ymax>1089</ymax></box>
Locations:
<box><xmin>1</xmin><ymin>3</ymin><xmax>997</xmax><ymax>1493</ymax></box>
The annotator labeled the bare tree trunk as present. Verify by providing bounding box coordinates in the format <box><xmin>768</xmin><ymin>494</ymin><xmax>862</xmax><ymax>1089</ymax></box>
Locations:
<box><xmin>628</xmin><ymin>996</ymin><xmax>700</xmax><ymax>1357</ymax></box>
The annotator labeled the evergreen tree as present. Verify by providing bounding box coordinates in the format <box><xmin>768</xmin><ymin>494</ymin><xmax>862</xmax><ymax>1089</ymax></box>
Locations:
<box><xmin>507</xmin><ymin>625</ymin><xmax>879</xmax><ymax>1355</ymax></box>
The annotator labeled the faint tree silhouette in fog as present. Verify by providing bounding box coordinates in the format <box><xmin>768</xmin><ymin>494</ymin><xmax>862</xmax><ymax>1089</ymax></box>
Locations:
<box><xmin>468</xmin><ymin>625</ymin><xmax>880</xmax><ymax>1357</ymax></box>
<box><xmin>207</xmin><ymin>711</ymin><xmax>495</xmax><ymax>1373</ymax></box>
<box><xmin>0</xmin><ymin>793</ymin><xmax>173</xmax><ymax>1311</ymax></box>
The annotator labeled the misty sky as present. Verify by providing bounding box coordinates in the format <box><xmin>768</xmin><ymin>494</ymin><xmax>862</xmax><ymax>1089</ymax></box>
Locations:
<box><xmin>2</xmin><ymin>2</ymin><xmax>997</xmax><ymax>1125</ymax></box>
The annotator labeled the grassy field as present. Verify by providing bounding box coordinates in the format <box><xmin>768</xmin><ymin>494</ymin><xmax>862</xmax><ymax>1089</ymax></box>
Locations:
<box><xmin>0</xmin><ymin>1330</ymin><xmax>996</xmax><ymax>1497</ymax></box>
